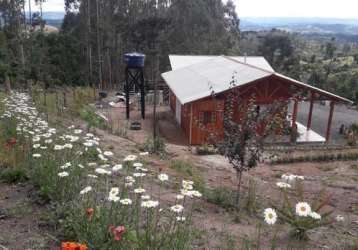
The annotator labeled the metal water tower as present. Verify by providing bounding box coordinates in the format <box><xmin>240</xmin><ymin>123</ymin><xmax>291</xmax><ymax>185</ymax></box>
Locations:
<box><xmin>124</xmin><ymin>52</ymin><xmax>146</xmax><ymax>119</ymax></box>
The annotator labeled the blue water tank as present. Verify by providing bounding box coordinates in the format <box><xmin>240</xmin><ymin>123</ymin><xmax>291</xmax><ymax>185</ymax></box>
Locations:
<box><xmin>124</xmin><ymin>53</ymin><xmax>145</xmax><ymax>68</ymax></box>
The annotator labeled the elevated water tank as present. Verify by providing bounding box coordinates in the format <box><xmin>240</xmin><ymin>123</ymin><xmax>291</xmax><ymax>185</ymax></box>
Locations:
<box><xmin>124</xmin><ymin>52</ymin><xmax>145</xmax><ymax>68</ymax></box>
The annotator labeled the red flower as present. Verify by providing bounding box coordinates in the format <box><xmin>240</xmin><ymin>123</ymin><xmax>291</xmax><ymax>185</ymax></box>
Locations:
<box><xmin>4</xmin><ymin>137</ymin><xmax>17</xmax><ymax>150</ymax></box>
<box><xmin>86</xmin><ymin>208</ymin><xmax>94</xmax><ymax>220</ymax></box>
<box><xmin>109</xmin><ymin>225</ymin><xmax>126</xmax><ymax>241</ymax></box>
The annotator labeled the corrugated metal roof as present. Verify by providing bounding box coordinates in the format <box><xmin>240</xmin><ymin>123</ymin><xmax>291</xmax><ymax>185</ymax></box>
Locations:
<box><xmin>162</xmin><ymin>56</ymin><xmax>272</xmax><ymax>104</ymax></box>
<box><xmin>162</xmin><ymin>55</ymin><xmax>352</xmax><ymax>105</ymax></box>
<box><xmin>273</xmin><ymin>73</ymin><xmax>352</xmax><ymax>103</ymax></box>
<box><xmin>169</xmin><ymin>55</ymin><xmax>275</xmax><ymax>72</ymax></box>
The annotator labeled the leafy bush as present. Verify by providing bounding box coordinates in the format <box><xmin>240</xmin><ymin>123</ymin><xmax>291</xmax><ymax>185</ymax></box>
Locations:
<box><xmin>196</xmin><ymin>144</ymin><xmax>217</xmax><ymax>155</ymax></box>
<box><xmin>0</xmin><ymin>168</ymin><xmax>28</xmax><ymax>183</ymax></box>
<box><xmin>141</xmin><ymin>136</ymin><xmax>166</xmax><ymax>155</ymax></box>
<box><xmin>205</xmin><ymin>186</ymin><xmax>236</xmax><ymax>211</ymax></box>
<box><xmin>80</xmin><ymin>106</ymin><xmax>107</xmax><ymax>130</ymax></box>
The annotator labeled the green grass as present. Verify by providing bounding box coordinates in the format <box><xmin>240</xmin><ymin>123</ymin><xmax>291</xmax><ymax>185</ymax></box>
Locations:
<box><xmin>0</xmin><ymin>168</ymin><xmax>28</xmax><ymax>184</ymax></box>
<box><xmin>169</xmin><ymin>160</ymin><xmax>206</xmax><ymax>192</ymax></box>
<box><xmin>205</xmin><ymin>186</ymin><xmax>236</xmax><ymax>211</ymax></box>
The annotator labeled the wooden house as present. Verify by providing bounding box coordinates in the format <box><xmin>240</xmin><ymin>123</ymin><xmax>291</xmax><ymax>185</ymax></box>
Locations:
<box><xmin>161</xmin><ymin>55</ymin><xmax>351</xmax><ymax>145</ymax></box>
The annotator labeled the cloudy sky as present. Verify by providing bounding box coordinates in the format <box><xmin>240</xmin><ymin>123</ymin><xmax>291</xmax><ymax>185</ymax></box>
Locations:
<box><xmin>27</xmin><ymin>0</ymin><xmax>358</xmax><ymax>18</ymax></box>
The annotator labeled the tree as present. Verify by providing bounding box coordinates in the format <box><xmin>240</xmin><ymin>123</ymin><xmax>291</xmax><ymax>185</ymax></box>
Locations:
<box><xmin>198</xmin><ymin>74</ymin><xmax>290</xmax><ymax>209</ymax></box>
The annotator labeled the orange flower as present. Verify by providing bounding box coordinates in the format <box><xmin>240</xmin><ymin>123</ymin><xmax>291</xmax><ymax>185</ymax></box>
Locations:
<box><xmin>61</xmin><ymin>242</ymin><xmax>88</xmax><ymax>250</ymax></box>
<box><xmin>86</xmin><ymin>208</ymin><xmax>94</xmax><ymax>220</ymax></box>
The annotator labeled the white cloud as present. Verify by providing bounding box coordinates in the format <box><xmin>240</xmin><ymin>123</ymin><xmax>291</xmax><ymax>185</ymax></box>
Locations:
<box><xmin>238</xmin><ymin>0</ymin><xmax>358</xmax><ymax>18</ymax></box>
<box><xmin>25</xmin><ymin>0</ymin><xmax>358</xmax><ymax>19</ymax></box>
<box><xmin>26</xmin><ymin>0</ymin><xmax>65</xmax><ymax>12</ymax></box>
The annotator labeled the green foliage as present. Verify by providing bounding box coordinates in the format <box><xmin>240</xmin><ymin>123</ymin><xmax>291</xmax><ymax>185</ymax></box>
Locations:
<box><xmin>271</xmin><ymin>151</ymin><xmax>358</xmax><ymax>165</ymax></box>
<box><xmin>80</xmin><ymin>106</ymin><xmax>107</xmax><ymax>130</ymax></box>
<box><xmin>272</xmin><ymin>181</ymin><xmax>333</xmax><ymax>240</ymax></box>
<box><xmin>141</xmin><ymin>136</ymin><xmax>166</xmax><ymax>155</ymax></box>
<box><xmin>169</xmin><ymin>160</ymin><xmax>205</xmax><ymax>192</ymax></box>
<box><xmin>205</xmin><ymin>186</ymin><xmax>236</xmax><ymax>211</ymax></box>
<box><xmin>0</xmin><ymin>168</ymin><xmax>28</xmax><ymax>184</ymax></box>
<box><xmin>244</xmin><ymin>178</ymin><xmax>258</xmax><ymax>214</ymax></box>
<box><xmin>196</xmin><ymin>144</ymin><xmax>217</xmax><ymax>155</ymax></box>
<box><xmin>170</xmin><ymin>160</ymin><xmax>194</xmax><ymax>176</ymax></box>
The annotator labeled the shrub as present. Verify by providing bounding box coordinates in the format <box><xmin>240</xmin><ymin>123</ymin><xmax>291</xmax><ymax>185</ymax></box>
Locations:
<box><xmin>80</xmin><ymin>106</ymin><xmax>107</xmax><ymax>131</ymax></box>
<box><xmin>196</xmin><ymin>144</ymin><xmax>217</xmax><ymax>155</ymax></box>
<box><xmin>205</xmin><ymin>186</ymin><xmax>236</xmax><ymax>211</ymax></box>
<box><xmin>0</xmin><ymin>168</ymin><xmax>28</xmax><ymax>184</ymax></box>
<box><xmin>141</xmin><ymin>136</ymin><xmax>166</xmax><ymax>155</ymax></box>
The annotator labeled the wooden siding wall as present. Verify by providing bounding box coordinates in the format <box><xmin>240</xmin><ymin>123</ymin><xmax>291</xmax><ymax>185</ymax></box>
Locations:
<box><xmin>169</xmin><ymin>90</ymin><xmax>176</xmax><ymax>112</ymax></box>
<box><xmin>178</xmin><ymin>76</ymin><xmax>294</xmax><ymax>145</ymax></box>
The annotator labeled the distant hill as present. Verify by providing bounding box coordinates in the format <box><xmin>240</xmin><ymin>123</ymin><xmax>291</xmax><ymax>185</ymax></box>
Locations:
<box><xmin>25</xmin><ymin>11</ymin><xmax>64</xmax><ymax>28</ymax></box>
<box><xmin>240</xmin><ymin>17</ymin><xmax>358</xmax><ymax>35</ymax></box>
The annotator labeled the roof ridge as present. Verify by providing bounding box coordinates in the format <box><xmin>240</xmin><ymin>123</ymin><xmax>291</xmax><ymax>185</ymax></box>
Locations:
<box><xmin>222</xmin><ymin>56</ymin><xmax>275</xmax><ymax>74</ymax></box>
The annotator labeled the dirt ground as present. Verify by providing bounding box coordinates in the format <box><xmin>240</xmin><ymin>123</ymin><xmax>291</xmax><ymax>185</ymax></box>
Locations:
<box><xmin>0</xmin><ymin>183</ymin><xmax>58</xmax><ymax>250</ymax></box>
<box><xmin>97</xmin><ymin>99</ymin><xmax>358</xmax><ymax>249</ymax></box>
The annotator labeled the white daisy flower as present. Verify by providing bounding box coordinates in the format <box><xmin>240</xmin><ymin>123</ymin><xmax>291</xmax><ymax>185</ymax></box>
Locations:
<box><xmin>54</xmin><ymin>145</ymin><xmax>64</xmax><ymax>150</ymax></box>
<box><xmin>158</xmin><ymin>173</ymin><xmax>169</xmax><ymax>182</ymax></box>
<box><xmin>139</xmin><ymin>152</ymin><xmax>149</xmax><ymax>156</ymax></box>
<box><xmin>309</xmin><ymin>211</ymin><xmax>321</xmax><ymax>220</ymax></box>
<box><xmin>108</xmin><ymin>194</ymin><xmax>120</xmax><ymax>202</ymax></box>
<box><xmin>336</xmin><ymin>215</ymin><xmax>345</xmax><ymax>222</ymax></box>
<box><xmin>141</xmin><ymin>195</ymin><xmax>150</xmax><ymax>200</ymax></box>
<box><xmin>33</xmin><ymin>144</ymin><xmax>41</xmax><ymax>149</ymax></box>
<box><xmin>141</xmin><ymin>200</ymin><xmax>159</xmax><ymax>208</ymax></box>
<box><xmin>58</xmin><ymin>171</ymin><xmax>69</xmax><ymax>178</ymax></box>
<box><xmin>103</xmin><ymin>151</ymin><xmax>113</xmax><ymax>157</ymax></box>
<box><xmin>134</xmin><ymin>188</ymin><xmax>146</xmax><ymax>194</ymax></box>
<box><xmin>32</xmin><ymin>153</ymin><xmax>42</xmax><ymax>158</ymax></box>
<box><xmin>120</xmin><ymin>198</ymin><xmax>132</xmax><ymax>205</ymax></box>
<box><xmin>109</xmin><ymin>187</ymin><xmax>120</xmax><ymax>197</ymax></box>
<box><xmin>176</xmin><ymin>216</ymin><xmax>186</xmax><ymax>222</ymax></box>
<box><xmin>112</xmin><ymin>164</ymin><xmax>123</xmax><ymax>172</ymax></box>
<box><xmin>80</xmin><ymin>186</ymin><xmax>92</xmax><ymax>195</ymax></box>
<box><xmin>124</xmin><ymin>155</ymin><xmax>137</xmax><ymax>162</ymax></box>
<box><xmin>83</xmin><ymin>141</ymin><xmax>94</xmax><ymax>147</ymax></box>
<box><xmin>170</xmin><ymin>204</ymin><xmax>184</xmax><ymax>213</ymax></box>
<box><xmin>44</xmin><ymin>139</ymin><xmax>53</xmax><ymax>144</ymax></box>
<box><xmin>133</xmin><ymin>173</ymin><xmax>146</xmax><ymax>177</ymax></box>
<box><xmin>95</xmin><ymin>168</ymin><xmax>111</xmax><ymax>175</ymax></box>
<box><xmin>133</xmin><ymin>162</ymin><xmax>143</xmax><ymax>168</ymax></box>
<box><xmin>295</xmin><ymin>202</ymin><xmax>312</xmax><ymax>217</ymax></box>
<box><xmin>74</xmin><ymin>129</ymin><xmax>82</xmax><ymax>134</ymax></box>
<box><xmin>176</xmin><ymin>194</ymin><xmax>184</xmax><ymax>200</ymax></box>
<box><xmin>125</xmin><ymin>176</ymin><xmax>135</xmax><ymax>182</ymax></box>
<box><xmin>276</xmin><ymin>182</ymin><xmax>291</xmax><ymax>189</ymax></box>
<box><xmin>264</xmin><ymin>208</ymin><xmax>277</xmax><ymax>225</ymax></box>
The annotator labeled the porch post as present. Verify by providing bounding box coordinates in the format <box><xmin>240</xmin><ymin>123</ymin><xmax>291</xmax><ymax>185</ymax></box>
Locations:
<box><xmin>189</xmin><ymin>103</ymin><xmax>193</xmax><ymax>145</ymax></box>
<box><xmin>291</xmin><ymin>98</ymin><xmax>299</xmax><ymax>143</ymax></box>
<box><xmin>325</xmin><ymin>101</ymin><xmax>335</xmax><ymax>143</ymax></box>
<box><xmin>292</xmin><ymin>98</ymin><xmax>298</xmax><ymax>128</ymax></box>
<box><xmin>307</xmin><ymin>92</ymin><xmax>315</xmax><ymax>130</ymax></box>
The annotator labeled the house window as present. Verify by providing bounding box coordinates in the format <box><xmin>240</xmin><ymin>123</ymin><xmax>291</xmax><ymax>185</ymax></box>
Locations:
<box><xmin>199</xmin><ymin>111</ymin><xmax>216</xmax><ymax>125</ymax></box>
